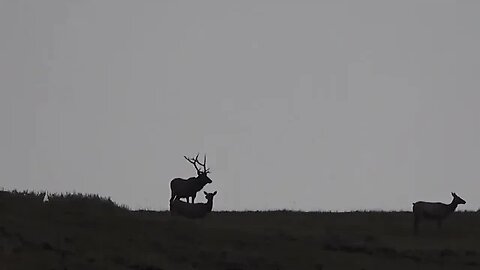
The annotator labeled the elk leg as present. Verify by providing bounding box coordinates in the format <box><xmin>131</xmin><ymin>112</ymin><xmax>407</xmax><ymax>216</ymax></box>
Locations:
<box><xmin>192</xmin><ymin>194</ymin><xmax>196</xmax><ymax>203</ymax></box>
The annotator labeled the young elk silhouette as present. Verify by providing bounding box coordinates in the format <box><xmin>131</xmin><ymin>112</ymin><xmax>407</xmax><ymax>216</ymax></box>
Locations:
<box><xmin>170</xmin><ymin>191</ymin><xmax>217</xmax><ymax>218</ymax></box>
<box><xmin>170</xmin><ymin>154</ymin><xmax>212</xmax><ymax>203</ymax></box>
<box><xmin>413</xmin><ymin>192</ymin><xmax>466</xmax><ymax>234</ymax></box>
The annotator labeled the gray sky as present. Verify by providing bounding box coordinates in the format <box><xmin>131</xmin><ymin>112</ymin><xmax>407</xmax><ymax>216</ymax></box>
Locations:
<box><xmin>1</xmin><ymin>1</ymin><xmax>479</xmax><ymax>211</ymax></box>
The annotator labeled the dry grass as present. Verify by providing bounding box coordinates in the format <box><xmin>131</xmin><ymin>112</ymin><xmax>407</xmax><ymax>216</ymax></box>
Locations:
<box><xmin>0</xmin><ymin>190</ymin><xmax>479</xmax><ymax>269</ymax></box>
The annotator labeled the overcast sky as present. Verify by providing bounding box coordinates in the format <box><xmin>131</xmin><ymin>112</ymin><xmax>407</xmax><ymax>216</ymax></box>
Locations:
<box><xmin>1</xmin><ymin>1</ymin><xmax>479</xmax><ymax>211</ymax></box>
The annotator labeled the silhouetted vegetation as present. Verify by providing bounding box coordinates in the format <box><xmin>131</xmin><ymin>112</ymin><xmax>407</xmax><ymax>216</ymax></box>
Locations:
<box><xmin>1</xmin><ymin>190</ymin><xmax>479</xmax><ymax>269</ymax></box>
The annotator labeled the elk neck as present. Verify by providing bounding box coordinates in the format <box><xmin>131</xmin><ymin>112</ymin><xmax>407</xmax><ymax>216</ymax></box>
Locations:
<box><xmin>447</xmin><ymin>199</ymin><xmax>459</xmax><ymax>213</ymax></box>
<box><xmin>205</xmin><ymin>197</ymin><xmax>214</xmax><ymax>212</ymax></box>
<box><xmin>192</xmin><ymin>176</ymin><xmax>207</xmax><ymax>191</ymax></box>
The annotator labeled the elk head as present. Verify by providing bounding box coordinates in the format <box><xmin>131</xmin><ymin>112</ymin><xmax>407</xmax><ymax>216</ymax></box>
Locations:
<box><xmin>204</xmin><ymin>191</ymin><xmax>217</xmax><ymax>201</ymax></box>
<box><xmin>451</xmin><ymin>192</ymin><xmax>466</xmax><ymax>205</ymax></box>
<box><xmin>184</xmin><ymin>153</ymin><xmax>212</xmax><ymax>185</ymax></box>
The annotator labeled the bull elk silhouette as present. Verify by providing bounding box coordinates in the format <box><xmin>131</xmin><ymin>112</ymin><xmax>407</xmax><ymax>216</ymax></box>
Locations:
<box><xmin>413</xmin><ymin>192</ymin><xmax>466</xmax><ymax>234</ymax></box>
<box><xmin>170</xmin><ymin>154</ymin><xmax>212</xmax><ymax>203</ymax></box>
<box><xmin>170</xmin><ymin>191</ymin><xmax>217</xmax><ymax>218</ymax></box>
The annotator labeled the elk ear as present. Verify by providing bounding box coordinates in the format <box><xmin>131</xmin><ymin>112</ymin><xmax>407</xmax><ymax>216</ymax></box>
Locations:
<box><xmin>213</xmin><ymin>191</ymin><xmax>217</xmax><ymax>195</ymax></box>
<box><xmin>204</xmin><ymin>191</ymin><xmax>207</xmax><ymax>195</ymax></box>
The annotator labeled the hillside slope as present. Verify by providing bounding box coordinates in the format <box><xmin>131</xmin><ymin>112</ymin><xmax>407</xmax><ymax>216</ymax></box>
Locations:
<box><xmin>0</xmin><ymin>190</ymin><xmax>479</xmax><ymax>270</ymax></box>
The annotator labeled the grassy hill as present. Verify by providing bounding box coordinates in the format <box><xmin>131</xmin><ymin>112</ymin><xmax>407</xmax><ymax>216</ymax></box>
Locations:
<box><xmin>0</xmin><ymin>190</ymin><xmax>479</xmax><ymax>270</ymax></box>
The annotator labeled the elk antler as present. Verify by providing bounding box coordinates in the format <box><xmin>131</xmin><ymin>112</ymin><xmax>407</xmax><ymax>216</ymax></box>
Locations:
<box><xmin>184</xmin><ymin>153</ymin><xmax>201</xmax><ymax>175</ymax></box>
<box><xmin>184</xmin><ymin>153</ymin><xmax>210</xmax><ymax>174</ymax></box>
<box><xmin>196</xmin><ymin>154</ymin><xmax>210</xmax><ymax>174</ymax></box>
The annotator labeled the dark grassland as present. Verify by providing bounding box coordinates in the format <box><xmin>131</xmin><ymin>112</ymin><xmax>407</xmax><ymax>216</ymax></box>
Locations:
<box><xmin>0</xmin><ymin>191</ymin><xmax>479</xmax><ymax>270</ymax></box>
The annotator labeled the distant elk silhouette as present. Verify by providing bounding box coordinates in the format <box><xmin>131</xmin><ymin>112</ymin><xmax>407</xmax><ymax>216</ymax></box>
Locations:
<box><xmin>170</xmin><ymin>154</ymin><xmax>212</xmax><ymax>203</ymax></box>
<box><xmin>170</xmin><ymin>191</ymin><xmax>217</xmax><ymax>218</ymax></box>
<box><xmin>413</xmin><ymin>192</ymin><xmax>466</xmax><ymax>234</ymax></box>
